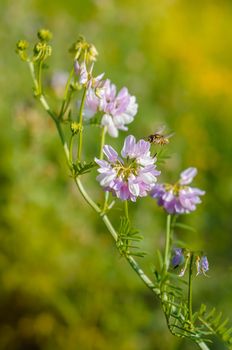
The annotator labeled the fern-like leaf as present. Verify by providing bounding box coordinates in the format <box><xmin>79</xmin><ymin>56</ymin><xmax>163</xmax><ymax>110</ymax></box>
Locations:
<box><xmin>117</xmin><ymin>216</ymin><xmax>146</xmax><ymax>258</ymax></box>
<box><xmin>72</xmin><ymin>161</ymin><xmax>96</xmax><ymax>177</ymax></box>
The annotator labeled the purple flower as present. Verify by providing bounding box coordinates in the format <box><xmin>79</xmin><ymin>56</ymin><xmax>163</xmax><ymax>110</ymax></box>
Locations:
<box><xmin>150</xmin><ymin>167</ymin><xmax>205</xmax><ymax>214</ymax></box>
<box><xmin>172</xmin><ymin>248</ymin><xmax>185</xmax><ymax>268</ymax></box>
<box><xmin>196</xmin><ymin>256</ymin><xmax>209</xmax><ymax>276</ymax></box>
<box><xmin>84</xmin><ymin>79</ymin><xmax>138</xmax><ymax>137</ymax></box>
<box><xmin>101</xmin><ymin>80</ymin><xmax>138</xmax><ymax>137</ymax></box>
<box><xmin>95</xmin><ymin>135</ymin><xmax>160</xmax><ymax>201</ymax></box>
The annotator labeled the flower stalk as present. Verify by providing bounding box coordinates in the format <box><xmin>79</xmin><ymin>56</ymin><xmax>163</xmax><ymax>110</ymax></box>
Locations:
<box><xmin>99</xmin><ymin>126</ymin><xmax>107</xmax><ymax>160</ymax></box>
<box><xmin>163</xmin><ymin>214</ymin><xmax>172</xmax><ymax>274</ymax></box>
<box><xmin>77</xmin><ymin>86</ymin><xmax>87</xmax><ymax>161</ymax></box>
<box><xmin>188</xmin><ymin>252</ymin><xmax>194</xmax><ymax>323</ymax></box>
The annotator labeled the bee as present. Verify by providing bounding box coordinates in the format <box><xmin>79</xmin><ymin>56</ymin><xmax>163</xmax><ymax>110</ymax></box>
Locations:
<box><xmin>146</xmin><ymin>126</ymin><xmax>174</xmax><ymax>146</ymax></box>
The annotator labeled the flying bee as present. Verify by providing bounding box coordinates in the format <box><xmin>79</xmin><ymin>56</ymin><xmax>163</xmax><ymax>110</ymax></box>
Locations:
<box><xmin>146</xmin><ymin>126</ymin><xmax>174</xmax><ymax>146</ymax></box>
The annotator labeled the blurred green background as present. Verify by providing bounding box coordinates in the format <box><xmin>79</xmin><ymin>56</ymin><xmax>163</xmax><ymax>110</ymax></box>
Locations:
<box><xmin>1</xmin><ymin>0</ymin><xmax>232</xmax><ymax>349</ymax></box>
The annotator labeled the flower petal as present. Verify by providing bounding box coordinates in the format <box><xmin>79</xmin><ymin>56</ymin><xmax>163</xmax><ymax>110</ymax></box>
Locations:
<box><xmin>180</xmin><ymin>167</ymin><xmax>197</xmax><ymax>185</ymax></box>
<box><xmin>121</xmin><ymin>135</ymin><xmax>136</xmax><ymax>158</ymax></box>
<box><xmin>101</xmin><ymin>114</ymin><xmax>119</xmax><ymax>138</ymax></box>
<box><xmin>103</xmin><ymin>145</ymin><xmax>118</xmax><ymax>162</ymax></box>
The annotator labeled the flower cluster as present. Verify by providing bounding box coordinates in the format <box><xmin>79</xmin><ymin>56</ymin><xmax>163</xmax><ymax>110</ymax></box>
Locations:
<box><xmin>74</xmin><ymin>59</ymin><xmax>138</xmax><ymax>138</ymax></box>
<box><xmin>95</xmin><ymin>135</ymin><xmax>160</xmax><ymax>201</ymax></box>
<box><xmin>150</xmin><ymin>167</ymin><xmax>205</xmax><ymax>214</ymax></box>
<box><xmin>85</xmin><ymin>79</ymin><xmax>138</xmax><ymax>137</ymax></box>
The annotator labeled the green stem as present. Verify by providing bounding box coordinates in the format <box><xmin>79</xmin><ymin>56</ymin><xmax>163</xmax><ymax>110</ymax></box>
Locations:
<box><xmin>124</xmin><ymin>200</ymin><xmax>129</xmax><ymax>221</ymax></box>
<box><xmin>99</xmin><ymin>126</ymin><xmax>107</xmax><ymax>159</ymax></box>
<box><xmin>77</xmin><ymin>87</ymin><xmax>87</xmax><ymax>161</ymax></box>
<box><xmin>102</xmin><ymin>191</ymin><xmax>109</xmax><ymax>213</ymax></box>
<box><xmin>59</xmin><ymin>67</ymin><xmax>74</xmax><ymax>118</ymax></box>
<box><xmin>69</xmin><ymin>134</ymin><xmax>74</xmax><ymax>164</ymax></box>
<box><xmin>28</xmin><ymin>60</ymin><xmax>39</xmax><ymax>93</ymax></box>
<box><xmin>37</xmin><ymin>60</ymin><xmax>43</xmax><ymax>95</ymax></box>
<box><xmin>163</xmin><ymin>214</ymin><xmax>172</xmax><ymax>274</ymax></box>
<box><xmin>188</xmin><ymin>253</ymin><xmax>194</xmax><ymax>323</ymax></box>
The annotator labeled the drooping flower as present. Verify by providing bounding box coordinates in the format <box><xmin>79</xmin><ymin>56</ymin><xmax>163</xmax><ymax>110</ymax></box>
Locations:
<box><xmin>171</xmin><ymin>248</ymin><xmax>185</xmax><ymax>268</ymax></box>
<box><xmin>84</xmin><ymin>79</ymin><xmax>138</xmax><ymax>137</ymax></box>
<box><xmin>150</xmin><ymin>167</ymin><xmax>205</xmax><ymax>214</ymax></box>
<box><xmin>95</xmin><ymin>135</ymin><xmax>160</xmax><ymax>201</ymax></box>
<box><xmin>196</xmin><ymin>256</ymin><xmax>209</xmax><ymax>276</ymax></box>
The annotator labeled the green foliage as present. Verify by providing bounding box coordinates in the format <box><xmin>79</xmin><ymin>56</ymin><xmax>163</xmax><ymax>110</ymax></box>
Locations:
<box><xmin>71</xmin><ymin>160</ymin><xmax>96</xmax><ymax>177</ymax></box>
<box><xmin>117</xmin><ymin>216</ymin><xmax>146</xmax><ymax>258</ymax></box>
<box><xmin>157</xmin><ymin>275</ymin><xmax>232</xmax><ymax>348</ymax></box>
<box><xmin>196</xmin><ymin>305</ymin><xmax>232</xmax><ymax>347</ymax></box>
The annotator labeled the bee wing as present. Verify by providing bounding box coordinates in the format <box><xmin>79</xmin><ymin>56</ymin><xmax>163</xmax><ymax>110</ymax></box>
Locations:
<box><xmin>155</xmin><ymin>124</ymin><xmax>166</xmax><ymax>134</ymax></box>
<box><xmin>165</xmin><ymin>132</ymin><xmax>175</xmax><ymax>139</ymax></box>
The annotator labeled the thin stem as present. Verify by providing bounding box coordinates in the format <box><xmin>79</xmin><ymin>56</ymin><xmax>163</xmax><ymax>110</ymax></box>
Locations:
<box><xmin>59</xmin><ymin>67</ymin><xmax>74</xmax><ymax>118</ymax></box>
<box><xmin>188</xmin><ymin>253</ymin><xmax>194</xmax><ymax>323</ymax></box>
<box><xmin>69</xmin><ymin>134</ymin><xmax>74</xmax><ymax>164</ymax></box>
<box><xmin>124</xmin><ymin>200</ymin><xmax>129</xmax><ymax>221</ymax></box>
<box><xmin>77</xmin><ymin>87</ymin><xmax>87</xmax><ymax>161</ymax></box>
<box><xmin>99</xmin><ymin>126</ymin><xmax>107</xmax><ymax>160</ymax></box>
<box><xmin>28</xmin><ymin>60</ymin><xmax>39</xmax><ymax>93</ymax></box>
<box><xmin>55</xmin><ymin>120</ymin><xmax>70</xmax><ymax>162</ymax></box>
<box><xmin>37</xmin><ymin>60</ymin><xmax>43</xmax><ymax>95</ymax></box>
<box><xmin>163</xmin><ymin>214</ymin><xmax>172</xmax><ymax>274</ymax></box>
<box><xmin>75</xmin><ymin>177</ymin><xmax>101</xmax><ymax>214</ymax></box>
<box><xmin>102</xmin><ymin>191</ymin><xmax>109</xmax><ymax>213</ymax></box>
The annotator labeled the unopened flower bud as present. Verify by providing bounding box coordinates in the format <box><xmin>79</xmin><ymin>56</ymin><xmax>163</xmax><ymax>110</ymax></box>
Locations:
<box><xmin>37</xmin><ymin>29</ymin><xmax>53</xmax><ymax>42</ymax></box>
<box><xmin>16</xmin><ymin>40</ymin><xmax>29</xmax><ymax>51</ymax></box>
<box><xmin>16</xmin><ymin>40</ymin><xmax>29</xmax><ymax>61</ymax></box>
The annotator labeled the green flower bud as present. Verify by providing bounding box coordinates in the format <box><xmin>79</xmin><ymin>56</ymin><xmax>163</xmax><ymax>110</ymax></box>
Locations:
<box><xmin>16</xmin><ymin>40</ymin><xmax>29</xmax><ymax>61</ymax></box>
<box><xmin>37</xmin><ymin>29</ymin><xmax>53</xmax><ymax>42</ymax></box>
<box><xmin>16</xmin><ymin>40</ymin><xmax>29</xmax><ymax>51</ymax></box>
